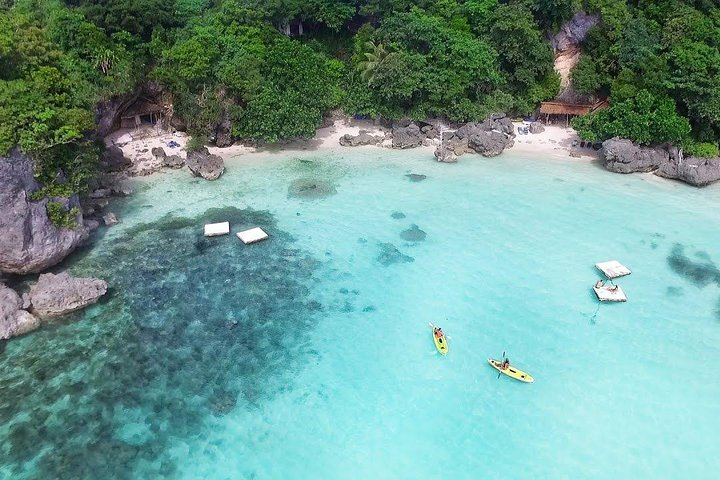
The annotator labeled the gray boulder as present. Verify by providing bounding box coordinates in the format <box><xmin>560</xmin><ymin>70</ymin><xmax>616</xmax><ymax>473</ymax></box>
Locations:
<box><xmin>103</xmin><ymin>212</ymin><xmax>119</xmax><ymax>226</ymax></box>
<box><xmin>163</xmin><ymin>154</ymin><xmax>185</xmax><ymax>168</ymax></box>
<box><xmin>186</xmin><ymin>148</ymin><xmax>225</xmax><ymax>180</ymax></box>
<box><xmin>468</xmin><ymin>130</ymin><xmax>513</xmax><ymax>157</ymax></box>
<box><xmin>213</xmin><ymin>112</ymin><xmax>233</xmax><ymax>148</ymax></box>
<box><xmin>434</xmin><ymin>144</ymin><xmax>458</xmax><ymax>163</ymax></box>
<box><xmin>0</xmin><ymin>149</ymin><xmax>89</xmax><ymax>274</ymax></box>
<box><xmin>339</xmin><ymin>130</ymin><xmax>382</xmax><ymax>147</ymax></box>
<box><xmin>101</xmin><ymin>145</ymin><xmax>132</xmax><ymax>172</ymax></box>
<box><xmin>656</xmin><ymin>156</ymin><xmax>720</xmax><ymax>187</ymax></box>
<box><xmin>602</xmin><ymin>138</ymin><xmax>668</xmax><ymax>173</ymax></box>
<box><xmin>1</xmin><ymin>283</ymin><xmax>41</xmax><ymax>340</ymax></box>
<box><xmin>529</xmin><ymin>122</ymin><xmax>545</xmax><ymax>134</ymax></box>
<box><xmin>392</xmin><ymin>123</ymin><xmax>424</xmax><ymax>149</ymax></box>
<box><xmin>28</xmin><ymin>272</ymin><xmax>108</xmax><ymax>319</ymax></box>
<box><xmin>151</xmin><ymin>147</ymin><xmax>167</xmax><ymax>161</ymax></box>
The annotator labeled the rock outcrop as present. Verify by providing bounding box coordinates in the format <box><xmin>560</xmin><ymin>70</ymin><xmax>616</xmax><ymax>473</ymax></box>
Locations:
<box><xmin>434</xmin><ymin>113</ymin><xmax>515</xmax><ymax>160</ymax></box>
<box><xmin>601</xmin><ymin>138</ymin><xmax>720</xmax><ymax>186</ymax></box>
<box><xmin>1</xmin><ymin>283</ymin><xmax>41</xmax><ymax>340</ymax></box>
<box><xmin>28</xmin><ymin>272</ymin><xmax>107</xmax><ymax>319</ymax></box>
<box><xmin>151</xmin><ymin>147</ymin><xmax>167</xmax><ymax>161</ymax></box>
<box><xmin>529</xmin><ymin>122</ymin><xmax>545</xmax><ymax>134</ymax></box>
<box><xmin>392</xmin><ymin>123</ymin><xmax>425</xmax><ymax>149</ymax></box>
<box><xmin>602</xmin><ymin>138</ymin><xmax>669</xmax><ymax>173</ymax></box>
<box><xmin>551</xmin><ymin>12</ymin><xmax>601</xmax><ymax>51</ymax></box>
<box><xmin>100</xmin><ymin>145</ymin><xmax>132</xmax><ymax>172</ymax></box>
<box><xmin>163</xmin><ymin>154</ymin><xmax>185</xmax><ymax>168</ymax></box>
<box><xmin>186</xmin><ymin>148</ymin><xmax>225</xmax><ymax>180</ymax></box>
<box><xmin>213</xmin><ymin>112</ymin><xmax>234</xmax><ymax>148</ymax></box>
<box><xmin>0</xmin><ymin>149</ymin><xmax>89</xmax><ymax>274</ymax></box>
<box><xmin>339</xmin><ymin>130</ymin><xmax>382</xmax><ymax>147</ymax></box>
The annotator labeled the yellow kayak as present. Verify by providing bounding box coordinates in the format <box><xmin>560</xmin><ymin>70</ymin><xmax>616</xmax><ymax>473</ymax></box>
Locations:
<box><xmin>432</xmin><ymin>327</ymin><xmax>448</xmax><ymax>355</ymax></box>
<box><xmin>488</xmin><ymin>358</ymin><xmax>534</xmax><ymax>383</ymax></box>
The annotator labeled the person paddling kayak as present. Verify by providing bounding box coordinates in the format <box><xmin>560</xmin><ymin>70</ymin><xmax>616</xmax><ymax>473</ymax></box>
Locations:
<box><xmin>501</xmin><ymin>358</ymin><xmax>510</xmax><ymax>369</ymax></box>
<box><xmin>434</xmin><ymin>327</ymin><xmax>444</xmax><ymax>338</ymax></box>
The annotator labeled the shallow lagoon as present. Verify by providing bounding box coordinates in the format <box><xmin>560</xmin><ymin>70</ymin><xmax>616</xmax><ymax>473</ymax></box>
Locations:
<box><xmin>2</xmin><ymin>149</ymin><xmax>720</xmax><ymax>479</ymax></box>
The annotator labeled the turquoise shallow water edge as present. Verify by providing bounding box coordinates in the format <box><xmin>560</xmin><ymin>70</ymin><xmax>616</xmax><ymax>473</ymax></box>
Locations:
<box><xmin>1</xmin><ymin>148</ymin><xmax>719</xmax><ymax>479</ymax></box>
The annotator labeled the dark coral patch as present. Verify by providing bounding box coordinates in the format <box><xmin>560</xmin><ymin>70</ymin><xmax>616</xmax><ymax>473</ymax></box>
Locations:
<box><xmin>400</xmin><ymin>224</ymin><xmax>427</xmax><ymax>242</ymax></box>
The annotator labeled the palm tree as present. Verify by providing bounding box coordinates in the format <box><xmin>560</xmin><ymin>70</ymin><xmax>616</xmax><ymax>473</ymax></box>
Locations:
<box><xmin>357</xmin><ymin>41</ymin><xmax>395</xmax><ymax>85</ymax></box>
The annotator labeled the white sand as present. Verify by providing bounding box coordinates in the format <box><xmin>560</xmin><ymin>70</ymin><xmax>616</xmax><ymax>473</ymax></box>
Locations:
<box><xmin>509</xmin><ymin>122</ymin><xmax>599</xmax><ymax>160</ymax></box>
<box><xmin>104</xmin><ymin>117</ymin><xmax>595</xmax><ymax>177</ymax></box>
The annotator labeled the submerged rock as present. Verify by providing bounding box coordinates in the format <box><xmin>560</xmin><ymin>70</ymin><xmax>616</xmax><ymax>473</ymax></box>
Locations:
<box><xmin>391</xmin><ymin>211</ymin><xmax>406</xmax><ymax>219</ymax></box>
<box><xmin>186</xmin><ymin>147</ymin><xmax>225</xmax><ymax>180</ymax></box>
<box><xmin>405</xmin><ymin>173</ymin><xmax>427</xmax><ymax>182</ymax></box>
<box><xmin>400</xmin><ymin>224</ymin><xmax>427</xmax><ymax>242</ymax></box>
<box><xmin>0</xmin><ymin>148</ymin><xmax>89</xmax><ymax>274</ymax></box>
<box><xmin>288</xmin><ymin>178</ymin><xmax>337</xmax><ymax>199</ymax></box>
<box><xmin>1</xmin><ymin>283</ymin><xmax>41</xmax><ymax>340</ymax></box>
<box><xmin>29</xmin><ymin>272</ymin><xmax>108</xmax><ymax>319</ymax></box>
<box><xmin>376</xmin><ymin>242</ymin><xmax>414</xmax><ymax>266</ymax></box>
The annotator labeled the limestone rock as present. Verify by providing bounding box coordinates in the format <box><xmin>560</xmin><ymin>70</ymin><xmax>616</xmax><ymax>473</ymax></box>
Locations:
<box><xmin>163</xmin><ymin>154</ymin><xmax>185</xmax><ymax>169</ymax></box>
<box><xmin>151</xmin><ymin>147</ymin><xmax>167</xmax><ymax>161</ymax></box>
<box><xmin>656</xmin><ymin>156</ymin><xmax>720</xmax><ymax>187</ymax></box>
<box><xmin>186</xmin><ymin>148</ymin><xmax>225</xmax><ymax>180</ymax></box>
<box><xmin>392</xmin><ymin>123</ymin><xmax>424</xmax><ymax>149</ymax></box>
<box><xmin>101</xmin><ymin>145</ymin><xmax>132</xmax><ymax>172</ymax></box>
<box><xmin>552</xmin><ymin>12</ymin><xmax>601</xmax><ymax>51</ymax></box>
<box><xmin>468</xmin><ymin>130</ymin><xmax>512</xmax><ymax>157</ymax></box>
<box><xmin>1</xmin><ymin>283</ymin><xmax>41</xmax><ymax>340</ymax></box>
<box><xmin>602</xmin><ymin>138</ymin><xmax>668</xmax><ymax>173</ymax></box>
<box><xmin>339</xmin><ymin>130</ymin><xmax>382</xmax><ymax>147</ymax></box>
<box><xmin>529</xmin><ymin>122</ymin><xmax>545</xmax><ymax>134</ymax></box>
<box><xmin>0</xmin><ymin>149</ymin><xmax>89</xmax><ymax>274</ymax></box>
<box><xmin>29</xmin><ymin>272</ymin><xmax>108</xmax><ymax>319</ymax></box>
<box><xmin>434</xmin><ymin>144</ymin><xmax>458</xmax><ymax>163</ymax></box>
<box><xmin>103</xmin><ymin>212</ymin><xmax>119</xmax><ymax>226</ymax></box>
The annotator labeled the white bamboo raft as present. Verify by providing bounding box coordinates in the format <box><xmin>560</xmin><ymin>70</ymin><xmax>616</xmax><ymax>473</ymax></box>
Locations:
<box><xmin>204</xmin><ymin>222</ymin><xmax>230</xmax><ymax>237</ymax></box>
<box><xmin>595</xmin><ymin>260</ymin><xmax>631</xmax><ymax>279</ymax></box>
<box><xmin>593</xmin><ymin>284</ymin><xmax>627</xmax><ymax>302</ymax></box>
<box><xmin>236</xmin><ymin>227</ymin><xmax>269</xmax><ymax>244</ymax></box>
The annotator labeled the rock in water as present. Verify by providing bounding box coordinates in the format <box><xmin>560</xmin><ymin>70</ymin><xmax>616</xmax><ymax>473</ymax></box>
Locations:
<box><xmin>468</xmin><ymin>130</ymin><xmax>512</xmax><ymax>157</ymax></box>
<box><xmin>103</xmin><ymin>212</ymin><xmax>119</xmax><ymax>226</ymax></box>
<box><xmin>602</xmin><ymin>138</ymin><xmax>668</xmax><ymax>173</ymax></box>
<box><xmin>434</xmin><ymin>144</ymin><xmax>458</xmax><ymax>163</ymax></box>
<box><xmin>29</xmin><ymin>272</ymin><xmax>108</xmax><ymax>319</ymax></box>
<box><xmin>0</xmin><ymin>283</ymin><xmax>41</xmax><ymax>340</ymax></box>
<box><xmin>0</xmin><ymin>149</ymin><xmax>89</xmax><ymax>274</ymax></box>
<box><xmin>186</xmin><ymin>147</ymin><xmax>225</xmax><ymax>180</ymax></box>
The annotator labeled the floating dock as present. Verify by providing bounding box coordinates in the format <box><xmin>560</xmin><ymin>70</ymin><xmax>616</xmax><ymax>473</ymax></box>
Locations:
<box><xmin>595</xmin><ymin>260</ymin><xmax>631</xmax><ymax>279</ymax></box>
<box><xmin>593</xmin><ymin>284</ymin><xmax>627</xmax><ymax>302</ymax></box>
<box><xmin>204</xmin><ymin>222</ymin><xmax>230</xmax><ymax>237</ymax></box>
<box><xmin>236</xmin><ymin>227</ymin><xmax>268</xmax><ymax>244</ymax></box>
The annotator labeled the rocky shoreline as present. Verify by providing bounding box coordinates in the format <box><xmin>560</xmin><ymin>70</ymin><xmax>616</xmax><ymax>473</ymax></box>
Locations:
<box><xmin>1</xmin><ymin>111</ymin><xmax>719</xmax><ymax>341</ymax></box>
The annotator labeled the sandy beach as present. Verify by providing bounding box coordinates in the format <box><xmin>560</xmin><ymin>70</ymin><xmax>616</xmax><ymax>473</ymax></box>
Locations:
<box><xmin>105</xmin><ymin>117</ymin><xmax>597</xmax><ymax>176</ymax></box>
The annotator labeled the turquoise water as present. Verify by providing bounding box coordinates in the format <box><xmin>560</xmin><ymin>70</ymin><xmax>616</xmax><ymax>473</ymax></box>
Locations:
<box><xmin>2</xmin><ymin>148</ymin><xmax>720</xmax><ymax>479</ymax></box>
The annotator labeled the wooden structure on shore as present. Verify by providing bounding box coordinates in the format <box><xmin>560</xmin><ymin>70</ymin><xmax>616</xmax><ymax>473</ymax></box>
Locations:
<box><xmin>539</xmin><ymin>100</ymin><xmax>608</xmax><ymax>126</ymax></box>
<box><xmin>120</xmin><ymin>99</ymin><xmax>165</xmax><ymax>129</ymax></box>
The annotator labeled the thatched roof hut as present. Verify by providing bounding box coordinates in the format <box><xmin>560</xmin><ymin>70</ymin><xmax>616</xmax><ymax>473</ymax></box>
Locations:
<box><xmin>538</xmin><ymin>100</ymin><xmax>608</xmax><ymax>125</ymax></box>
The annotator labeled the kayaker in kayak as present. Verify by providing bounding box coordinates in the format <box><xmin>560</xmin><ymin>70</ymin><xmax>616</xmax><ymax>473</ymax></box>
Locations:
<box><xmin>434</xmin><ymin>327</ymin><xmax>444</xmax><ymax>338</ymax></box>
<box><xmin>501</xmin><ymin>358</ymin><xmax>510</xmax><ymax>370</ymax></box>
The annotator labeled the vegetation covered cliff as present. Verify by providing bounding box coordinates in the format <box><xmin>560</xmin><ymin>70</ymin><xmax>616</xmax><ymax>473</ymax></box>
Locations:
<box><xmin>2</xmin><ymin>0</ymin><xmax>720</xmax><ymax>197</ymax></box>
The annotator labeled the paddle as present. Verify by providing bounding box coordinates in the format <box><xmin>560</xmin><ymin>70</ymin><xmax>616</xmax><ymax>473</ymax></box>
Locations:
<box><xmin>497</xmin><ymin>351</ymin><xmax>506</xmax><ymax>379</ymax></box>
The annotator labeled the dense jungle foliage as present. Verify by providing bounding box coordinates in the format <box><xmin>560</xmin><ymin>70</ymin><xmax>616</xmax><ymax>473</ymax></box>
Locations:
<box><xmin>2</xmin><ymin>0</ymin><xmax>720</xmax><ymax>198</ymax></box>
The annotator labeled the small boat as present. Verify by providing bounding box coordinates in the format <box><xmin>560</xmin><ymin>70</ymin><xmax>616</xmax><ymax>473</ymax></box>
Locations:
<box><xmin>488</xmin><ymin>358</ymin><xmax>534</xmax><ymax>383</ymax></box>
<box><xmin>430</xmin><ymin>324</ymin><xmax>448</xmax><ymax>355</ymax></box>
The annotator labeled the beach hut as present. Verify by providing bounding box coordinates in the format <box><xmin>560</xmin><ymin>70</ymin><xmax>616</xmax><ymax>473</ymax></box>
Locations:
<box><xmin>539</xmin><ymin>100</ymin><xmax>608</xmax><ymax>127</ymax></box>
<box><xmin>119</xmin><ymin>99</ymin><xmax>165</xmax><ymax>129</ymax></box>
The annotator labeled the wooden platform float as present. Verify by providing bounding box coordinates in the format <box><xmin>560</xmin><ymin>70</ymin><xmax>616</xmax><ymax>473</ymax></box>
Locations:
<box><xmin>204</xmin><ymin>222</ymin><xmax>230</xmax><ymax>237</ymax></box>
<box><xmin>593</xmin><ymin>284</ymin><xmax>627</xmax><ymax>302</ymax></box>
<box><xmin>595</xmin><ymin>260</ymin><xmax>631</xmax><ymax>279</ymax></box>
<box><xmin>236</xmin><ymin>227</ymin><xmax>269</xmax><ymax>244</ymax></box>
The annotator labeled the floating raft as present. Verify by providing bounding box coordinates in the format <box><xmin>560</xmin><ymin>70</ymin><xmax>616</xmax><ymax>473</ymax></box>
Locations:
<box><xmin>593</xmin><ymin>285</ymin><xmax>627</xmax><ymax>302</ymax></box>
<box><xmin>236</xmin><ymin>227</ymin><xmax>268</xmax><ymax>244</ymax></box>
<box><xmin>204</xmin><ymin>221</ymin><xmax>230</xmax><ymax>237</ymax></box>
<box><xmin>595</xmin><ymin>260</ymin><xmax>631</xmax><ymax>279</ymax></box>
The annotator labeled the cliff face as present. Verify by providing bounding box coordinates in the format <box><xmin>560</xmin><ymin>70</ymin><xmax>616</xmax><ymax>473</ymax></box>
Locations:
<box><xmin>0</xmin><ymin>149</ymin><xmax>89</xmax><ymax>274</ymax></box>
